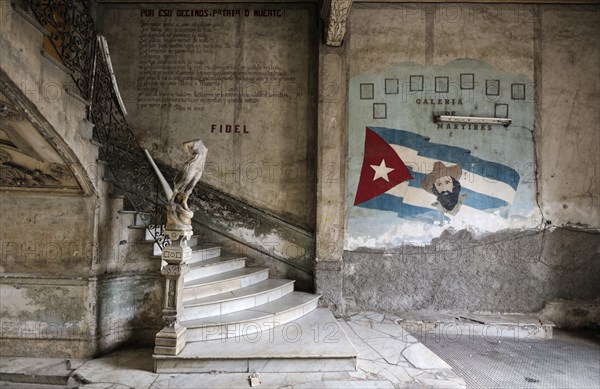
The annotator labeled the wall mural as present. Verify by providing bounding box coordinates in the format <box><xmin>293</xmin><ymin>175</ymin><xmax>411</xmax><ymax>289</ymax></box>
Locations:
<box><xmin>347</xmin><ymin>59</ymin><xmax>539</xmax><ymax>248</ymax></box>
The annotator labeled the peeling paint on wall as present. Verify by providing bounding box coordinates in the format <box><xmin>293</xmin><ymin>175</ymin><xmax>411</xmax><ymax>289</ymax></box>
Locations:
<box><xmin>347</xmin><ymin>59</ymin><xmax>540</xmax><ymax>248</ymax></box>
<box><xmin>344</xmin><ymin>227</ymin><xmax>600</xmax><ymax>313</ymax></box>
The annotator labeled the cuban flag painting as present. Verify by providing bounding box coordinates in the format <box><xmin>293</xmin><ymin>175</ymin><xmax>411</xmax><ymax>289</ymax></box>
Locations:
<box><xmin>353</xmin><ymin>126</ymin><xmax>521</xmax><ymax>223</ymax></box>
<box><xmin>346</xmin><ymin>59</ymin><xmax>539</xmax><ymax>248</ymax></box>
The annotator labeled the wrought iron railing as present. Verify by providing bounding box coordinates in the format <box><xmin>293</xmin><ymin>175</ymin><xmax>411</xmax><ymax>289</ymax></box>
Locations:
<box><xmin>89</xmin><ymin>37</ymin><xmax>171</xmax><ymax>248</ymax></box>
<box><xmin>26</xmin><ymin>0</ymin><xmax>96</xmax><ymax>100</ymax></box>
<box><xmin>24</xmin><ymin>0</ymin><xmax>170</xmax><ymax>247</ymax></box>
<box><xmin>21</xmin><ymin>0</ymin><xmax>315</xmax><ymax>274</ymax></box>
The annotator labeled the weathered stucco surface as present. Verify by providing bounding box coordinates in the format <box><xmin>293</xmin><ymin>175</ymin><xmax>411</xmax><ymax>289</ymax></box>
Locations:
<box><xmin>0</xmin><ymin>197</ymin><xmax>96</xmax><ymax>275</ymax></box>
<box><xmin>0</xmin><ymin>277</ymin><xmax>96</xmax><ymax>357</ymax></box>
<box><xmin>0</xmin><ymin>0</ymin><xmax>101</xmax><ymax>193</ymax></box>
<box><xmin>315</xmin><ymin>47</ymin><xmax>349</xmax><ymax>315</ymax></box>
<box><xmin>538</xmin><ymin>7</ymin><xmax>600</xmax><ymax>228</ymax></box>
<box><xmin>96</xmin><ymin>273</ymin><xmax>164</xmax><ymax>352</ymax></box>
<box><xmin>317</xmin><ymin>4</ymin><xmax>600</xmax><ymax>315</ymax></box>
<box><xmin>1</xmin><ymin>0</ymin><xmax>599</xmax><ymax>363</ymax></box>
<box><xmin>97</xmin><ymin>3</ymin><xmax>318</xmax><ymax>230</ymax></box>
<box><xmin>0</xmin><ymin>1</ymin><xmax>163</xmax><ymax>357</ymax></box>
<box><xmin>344</xmin><ymin>228</ymin><xmax>600</xmax><ymax>313</ymax></box>
<box><xmin>0</xmin><ymin>1</ymin><xmax>100</xmax><ymax>357</ymax></box>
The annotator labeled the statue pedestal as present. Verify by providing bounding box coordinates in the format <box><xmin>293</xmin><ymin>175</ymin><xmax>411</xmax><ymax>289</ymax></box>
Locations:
<box><xmin>154</xmin><ymin>325</ymin><xmax>187</xmax><ymax>356</ymax></box>
<box><xmin>154</xmin><ymin>230</ymin><xmax>192</xmax><ymax>356</ymax></box>
<box><xmin>161</xmin><ymin>243</ymin><xmax>192</xmax><ymax>264</ymax></box>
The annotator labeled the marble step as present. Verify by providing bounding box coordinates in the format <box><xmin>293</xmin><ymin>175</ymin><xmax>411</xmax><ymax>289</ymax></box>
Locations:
<box><xmin>183</xmin><ymin>292</ymin><xmax>320</xmax><ymax>342</ymax></box>
<box><xmin>148</xmin><ymin>236</ymin><xmax>204</xmax><ymax>257</ymax></box>
<box><xmin>155</xmin><ymin>308</ymin><xmax>358</xmax><ymax>373</ymax></box>
<box><xmin>119</xmin><ymin>211</ymin><xmax>153</xmax><ymax>227</ymax></box>
<box><xmin>186</xmin><ymin>243</ymin><xmax>222</xmax><ymax>264</ymax></box>
<box><xmin>0</xmin><ymin>356</ymin><xmax>85</xmax><ymax>386</ymax></box>
<box><xmin>182</xmin><ymin>267</ymin><xmax>269</xmax><ymax>301</ymax></box>
<box><xmin>154</xmin><ymin>243</ymin><xmax>221</xmax><ymax>263</ymax></box>
<box><xmin>143</xmin><ymin>227</ymin><xmax>200</xmax><ymax>247</ymax></box>
<box><xmin>185</xmin><ymin>254</ymin><xmax>246</xmax><ymax>281</ymax></box>
<box><xmin>181</xmin><ymin>278</ymin><xmax>295</xmax><ymax>320</ymax></box>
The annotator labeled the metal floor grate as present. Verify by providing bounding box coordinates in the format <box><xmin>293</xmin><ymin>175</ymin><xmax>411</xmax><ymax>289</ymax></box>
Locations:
<box><xmin>417</xmin><ymin>330</ymin><xmax>600</xmax><ymax>389</ymax></box>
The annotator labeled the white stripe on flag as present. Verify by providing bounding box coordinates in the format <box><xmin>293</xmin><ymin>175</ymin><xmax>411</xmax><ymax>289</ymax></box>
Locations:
<box><xmin>390</xmin><ymin>145</ymin><xmax>517</xmax><ymax>204</ymax></box>
<box><xmin>386</xmin><ymin>185</ymin><xmax>503</xmax><ymax>220</ymax></box>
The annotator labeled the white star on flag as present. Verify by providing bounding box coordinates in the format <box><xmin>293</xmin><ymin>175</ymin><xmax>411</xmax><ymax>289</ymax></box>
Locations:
<box><xmin>370</xmin><ymin>159</ymin><xmax>395</xmax><ymax>182</ymax></box>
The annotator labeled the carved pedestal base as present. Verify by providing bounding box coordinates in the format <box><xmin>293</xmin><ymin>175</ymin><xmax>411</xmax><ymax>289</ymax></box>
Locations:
<box><xmin>154</xmin><ymin>229</ymin><xmax>192</xmax><ymax>356</ymax></box>
<box><xmin>154</xmin><ymin>326</ymin><xmax>187</xmax><ymax>356</ymax></box>
<box><xmin>161</xmin><ymin>241</ymin><xmax>192</xmax><ymax>264</ymax></box>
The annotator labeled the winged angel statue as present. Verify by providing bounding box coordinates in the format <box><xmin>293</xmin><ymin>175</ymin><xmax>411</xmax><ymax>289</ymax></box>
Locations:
<box><xmin>144</xmin><ymin>139</ymin><xmax>208</xmax><ymax>232</ymax></box>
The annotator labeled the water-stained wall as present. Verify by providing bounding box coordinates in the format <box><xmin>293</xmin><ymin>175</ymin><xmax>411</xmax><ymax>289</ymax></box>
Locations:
<box><xmin>317</xmin><ymin>3</ymin><xmax>600</xmax><ymax>315</ymax></box>
<box><xmin>1</xmin><ymin>1</ymin><xmax>599</xmax><ymax>364</ymax></box>
<box><xmin>0</xmin><ymin>1</ymin><xmax>163</xmax><ymax>357</ymax></box>
<box><xmin>0</xmin><ymin>1</ymin><xmax>99</xmax><ymax>356</ymax></box>
<box><xmin>97</xmin><ymin>3</ymin><xmax>318</xmax><ymax>230</ymax></box>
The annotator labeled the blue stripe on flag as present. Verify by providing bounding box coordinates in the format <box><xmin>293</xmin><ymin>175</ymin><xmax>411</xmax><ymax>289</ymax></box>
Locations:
<box><xmin>409</xmin><ymin>171</ymin><xmax>509</xmax><ymax>210</ymax></box>
<box><xmin>369</xmin><ymin>127</ymin><xmax>520</xmax><ymax>190</ymax></box>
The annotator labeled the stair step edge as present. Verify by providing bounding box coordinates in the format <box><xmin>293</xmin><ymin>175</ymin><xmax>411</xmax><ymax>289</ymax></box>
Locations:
<box><xmin>187</xmin><ymin>255</ymin><xmax>247</xmax><ymax>269</ymax></box>
<box><xmin>181</xmin><ymin>292</ymin><xmax>319</xmax><ymax>328</ymax></box>
<box><xmin>183</xmin><ymin>268</ymin><xmax>269</xmax><ymax>288</ymax></box>
<box><xmin>183</xmin><ymin>279</ymin><xmax>294</xmax><ymax>307</ymax></box>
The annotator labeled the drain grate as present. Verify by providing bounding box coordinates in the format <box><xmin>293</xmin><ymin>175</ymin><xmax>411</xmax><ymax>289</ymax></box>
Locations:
<box><xmin>418</xmin><ymin>330</ymin><xmax>600</xmax><ymax>389</ymax></box>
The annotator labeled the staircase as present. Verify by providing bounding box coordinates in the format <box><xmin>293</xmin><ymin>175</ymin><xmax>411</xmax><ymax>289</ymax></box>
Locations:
<box><xmin>128</xmin><ymin>225</ymin><xmax>358</xmax><ymax>373</ymax></box>
<box><xmin>5</xmin><ymin>0</ymin><xmax>358</xmax><ymax>373</ymax></box>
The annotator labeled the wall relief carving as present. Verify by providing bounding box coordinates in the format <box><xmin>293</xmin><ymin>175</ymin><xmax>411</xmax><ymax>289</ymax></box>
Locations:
<box><xmin>322</xmin><ymin>0</ymin><xmax>353</xmax><ymax>47</ymax></box>
<box><xmin>0</xmin><ymin>71</ymin><xmax>92</xmax><ymax>194</ymax></box>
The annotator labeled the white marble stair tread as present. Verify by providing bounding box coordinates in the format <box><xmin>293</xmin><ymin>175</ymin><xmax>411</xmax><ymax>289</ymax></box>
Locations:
<box><xmin>183</xmin><ymin>267</ymin><xmax>268</xmax><ymax>288</ymax></box>
<box><xmin>182</xmin><ymin>267</ymin><xmax>270</xmax><ymax>301</ymax></box>
<box><xmin>187</xmin><ymin>254</ymin><xmax>245</xmax><ymax>270</ymax></box>
<box><xmin>189</xmin><ymin>243</ymin><xmax>220</xmax><ymax>250</ymax></box>
<box><xmin>187</xmin><ymin>243</ymin><xmax>221</xmax><ymax>262</ymax></box>
<box><xmin>155</xmin><ymin>308</ymin><xmax>358</xmax><ymax>373</ymax></box>
<box><xmin>184</xmin><ymin>278</ymin><xmax>294</xmax><ymax>307</ymax></box>
<box><xmin>181</xmin><ymin>291</ymin><xmax>319</xmax><ymax>329</ymax></box>
<box><xmin>185</xmin><ymin>254</ymin><xmax>246</xmax><ymax>280</ymax></box>
<box><xmin>181</xmin><ymin>278</ymin><xmax>295</xmax><ymax>319</ymax></box>
<box><xmin>176</xmin><ymin>308</ymin><xmax>357</xmax><ymax>358</ymax></box>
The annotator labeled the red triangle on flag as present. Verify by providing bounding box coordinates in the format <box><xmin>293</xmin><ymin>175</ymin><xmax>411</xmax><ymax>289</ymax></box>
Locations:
<box><xmin>354</xmin><ymin>127</ymin><xmax>414</xmax><ymax>206</ymax></box>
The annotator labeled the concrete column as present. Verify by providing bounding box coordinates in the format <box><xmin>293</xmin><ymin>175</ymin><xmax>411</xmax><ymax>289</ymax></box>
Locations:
<box><xmin>315</xmin><ymin>45</ymin><xmax>348</xmax><ymax>317</ymax></box>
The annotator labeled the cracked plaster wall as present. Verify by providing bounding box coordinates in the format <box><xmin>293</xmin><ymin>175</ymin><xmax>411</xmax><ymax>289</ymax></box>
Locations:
<box><xmin>1</xmin><ymin>2</ymin><xmax>599</xmax><ymax>364</ymax></box>
<box><xmin>0</xmin><ymin>2</ymin><xmax>160</xmax><ymax>357</ymax></box>
<box><xmin>96</xmin><ymin>3</ymin><xmax>318</xmax><ymax>231</ymax></box>
<box><xmin>333</xmin><ymin>4</ymin><xmax>600</xmax><ymax>316</ymax></box>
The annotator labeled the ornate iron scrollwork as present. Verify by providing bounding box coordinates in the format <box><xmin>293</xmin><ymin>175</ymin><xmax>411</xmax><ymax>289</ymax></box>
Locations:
<box><xmin>25</xmin><ymin>0</ymin><xmax>170</xmax><ymax>247</ymax></box>
<box><xmin>90</xmin><ymin>41</ymin><xmax>171</xmax><ymax>247</ymax></box>
<box><xmin>27</xmin><ymin>0</ymin><xmax>96</xmax><ymax>100</ymax></box>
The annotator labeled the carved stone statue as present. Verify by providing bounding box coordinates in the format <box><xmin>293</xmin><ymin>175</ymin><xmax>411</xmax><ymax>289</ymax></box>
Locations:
<box><xmin>145</xmin><ymin>139</ymin><xmax>207</xmax><ymax>232</ymax></box>
<box><xmin>146</xmin><ymin>139</ymin><xmax>207</xmax><ymax>356</ymax></box>
<box><xmin>172</xmin><ymin>139</ymin><xmax>208</xmax><ymax>212</ymax></box>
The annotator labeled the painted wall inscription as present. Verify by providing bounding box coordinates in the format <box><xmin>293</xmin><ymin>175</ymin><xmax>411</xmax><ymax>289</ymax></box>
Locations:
<box><xmin>99</xmin><ymin>4</ymin><xmax>316</xmax><ymax>228</ymax></box>
<box><xmin>347</xmin><ymin>59</ymin><xmax>539</xmax><ymax>248</ymax></box>
<box><xmin>135</xmin><ymin>10</ymin><xmax>298</xmax><ymax>112</ymax></box>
